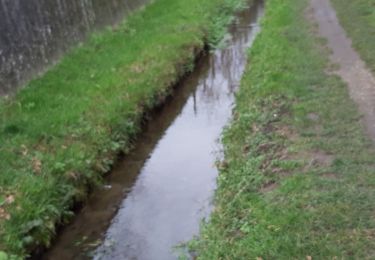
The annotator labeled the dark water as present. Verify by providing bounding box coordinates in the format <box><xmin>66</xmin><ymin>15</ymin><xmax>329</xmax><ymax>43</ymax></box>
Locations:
<box><xmin>42</xmin><ymin>1</ymin><xmax>264</xmax><ymax>259</ymax></box>
<box><xmin>0</xmin><ymin>0</ymin><xmax>148</xmax><ymax>95</ymax></box>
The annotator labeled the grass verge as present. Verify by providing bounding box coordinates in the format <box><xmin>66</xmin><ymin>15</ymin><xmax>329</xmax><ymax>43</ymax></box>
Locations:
<box><xmin>331</xmin><ymin>0</ymin><xmax>375</xmax><ymax>72</ymax></box>
<box><xmin>0</xmin><ymin>0</ymin><xmax>246</xmax><ymax>257</ymax></box>
<box><xmin>191</xmin><ymin>0</ymin><xmax>375</xmax><ymax>258</ymax></box>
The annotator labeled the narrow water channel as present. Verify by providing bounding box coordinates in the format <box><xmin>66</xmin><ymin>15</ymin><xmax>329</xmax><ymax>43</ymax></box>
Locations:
<box><xmin>42</xmin><ymin>1</ymin><xmax>264</xmax><ymax>259</ymax></box>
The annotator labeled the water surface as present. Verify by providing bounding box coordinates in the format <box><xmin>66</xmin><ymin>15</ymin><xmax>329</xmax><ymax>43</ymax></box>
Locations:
<box><xmin>42</xmin><ymin>1</ymin><xmax>264</xmax><ymax>259</ymax></box>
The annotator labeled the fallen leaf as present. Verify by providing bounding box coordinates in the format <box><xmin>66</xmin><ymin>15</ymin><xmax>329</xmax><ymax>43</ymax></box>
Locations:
<box><xmin>32</xmin><ymin>157</ymin><xmax>42</xmax><ymax>174</ymax></box>
<box><xmin>5</xmin><ymin>195</ymin><xmax>15</xmax><ymax>204</ymax></box>
<box><xmin>0</xmin><ymin>207</ymin><xmax>10</xmax><ymax>220</ymax></box>
<box><xmin>66</xmin><ymin>171</ymin><xmax>79</xmax><ymax>180</ymax></box>
<box><xmin>252</xmin><ymin>123</ymin><xmax>260</xmax><ymax>133</ymax></box>
<box><xmin>21</xmin><ymin>144</ymin><xmax>28</xmax><ymax>156</ymax></box>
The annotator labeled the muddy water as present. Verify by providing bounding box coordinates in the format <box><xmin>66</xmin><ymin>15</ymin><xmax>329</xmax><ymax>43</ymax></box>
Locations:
<box><xmin>42</xmin><ymin>1</ymin><xmax>264</xmax><ymax>259</ymax></box>
<box><xmin>0</xmin><ymin>0</ymin><xmax>148</xmax><ymax>95</ymax></box>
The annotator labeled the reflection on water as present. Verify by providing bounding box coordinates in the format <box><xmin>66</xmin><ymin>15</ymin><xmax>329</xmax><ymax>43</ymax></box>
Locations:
<box><xmin>0</xmin><ymin>0</ymin><xmax>148</xmax><ymax>95</ymax></box>
<box><xmin>94</xmin><ymin>2</ymin><xmax>264</xmax><ymax>260</ymax></box>
<box><xmin>41</xmin><ymin>1</ymin><xmax>264</xmax><ymax>260</ymax></box>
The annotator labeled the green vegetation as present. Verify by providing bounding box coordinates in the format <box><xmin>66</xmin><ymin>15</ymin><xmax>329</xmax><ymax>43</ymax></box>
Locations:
<box><xmin>331</xmin><ymin>0</ymin><xmax>375</xmax><ymax>72</ymax></box>
<box><xmin>192</xmin><ymin>0</ymin><xmax>375</xmax><ymax>258</ymax></box>
<box><xmin>0</xmin><ymin>0</ymin><xmax>245</xmax><ymax>256</ymax></box>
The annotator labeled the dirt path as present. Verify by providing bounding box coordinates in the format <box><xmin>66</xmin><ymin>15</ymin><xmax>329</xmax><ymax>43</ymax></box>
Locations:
<box><xmin>309</xmin><ymin>0</ymin><xmax>375</xmax><ymax>141</ymax></box>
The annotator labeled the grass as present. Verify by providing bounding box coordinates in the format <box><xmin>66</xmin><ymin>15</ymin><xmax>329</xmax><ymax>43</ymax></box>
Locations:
<box><xmin>191</xmin><ymin>0</ymin><xmax>375</xmax><ymax>258</ymax></box>
<box><xmin>0</xmin><ymin>0</ymin><xmax>246</xmax><ymax>257</ymax></box>
<box><xmin>331</xmin><ymin>0</ymin><xmax>375</xmax><ymax>72</ymax></box>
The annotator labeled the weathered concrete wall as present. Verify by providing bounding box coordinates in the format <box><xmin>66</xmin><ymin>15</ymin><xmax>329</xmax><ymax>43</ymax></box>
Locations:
<box><xmin>0</xmin><ymin>0</ymin><xmax>148</xmax><ymax>95</ymax></box>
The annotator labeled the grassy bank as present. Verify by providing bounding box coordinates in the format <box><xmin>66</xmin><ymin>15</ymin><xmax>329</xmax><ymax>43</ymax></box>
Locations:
<box><xmin>0</xmin><ymin>0</ymin><xmax>246</xmax><ymax>257</ymax></box>
<box><xmin>331</xmin><ymin>0</ymin><xmax>375</xmax><ymax>72</ymax></box>
<box><xmin>192</xmin><ymin>0</ymin><xmax>375</xmax><ymax>258</ymax></box>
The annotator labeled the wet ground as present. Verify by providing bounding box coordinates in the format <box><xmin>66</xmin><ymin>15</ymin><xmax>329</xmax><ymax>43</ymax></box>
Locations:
<box><xmin>310</xmin><ymin>0</ymin><xmax>375</xmax><ymax>141</ymax></box>
<box><xmin>41</xmin><ymin>1</ymin><xmax>264</xmax><ymax>259</ymax></box>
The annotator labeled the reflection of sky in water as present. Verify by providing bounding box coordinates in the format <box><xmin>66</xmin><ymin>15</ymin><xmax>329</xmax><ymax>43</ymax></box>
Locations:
<box><xmin>0</xmin><ymin>0</ymin><xmax>148</xmax><ymax>95</ymax></box>
<box><xmin>93</xmin><ymin>2</ymin><xmax>264</xmax><ymax>260</ymax></box>
<box><xmin>193</xmin><ymin>22</ymin><xmax>260</xmax><ymax>123</ymax></box>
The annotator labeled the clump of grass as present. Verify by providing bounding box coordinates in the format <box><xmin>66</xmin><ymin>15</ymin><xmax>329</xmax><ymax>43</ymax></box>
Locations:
<box><xmin>0</xmin><ymin>0</ymin><xmax>246</xmax><ymax>257</ymax></box>
<box><xmin>191</xmin><ymin>0</ymin><xmax>375</xmax><ymax>258</ymax></box>
<box><xmin>207</xmin><ymin>0</ymin><xmax>248</xmax><ymax>48</ymax></box>
<box><xmin>331</xmin><ymin>0</ymin><xmax>375</xmax><ymax>72</ymax></box>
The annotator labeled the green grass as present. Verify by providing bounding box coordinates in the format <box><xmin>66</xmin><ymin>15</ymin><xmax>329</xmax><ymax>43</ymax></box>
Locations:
<box><xmin>191</xmin><ymin>0</ymin><xmax>375</xmax><ymax>258</ymax></box>
<box><xmin>331</xmin><ymin>0</ymin><xmax>375</xmax><ymax>72</ymax></box>
<box><xmin>0</xmin><ymin>0</ymin><xmax>246</xmax><ymax>257</ymax></box>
